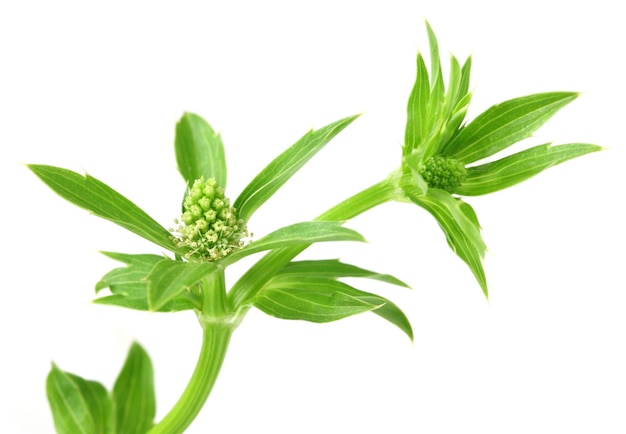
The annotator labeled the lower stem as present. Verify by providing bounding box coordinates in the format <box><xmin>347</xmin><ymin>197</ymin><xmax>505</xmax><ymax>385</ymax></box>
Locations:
<box><xmin>148</xmin><ymin>319</ymin><xmax>234</xmax><ymax>434</ymax></box>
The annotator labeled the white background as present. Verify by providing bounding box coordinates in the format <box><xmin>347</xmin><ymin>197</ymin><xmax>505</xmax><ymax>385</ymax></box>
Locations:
<box><xmin>1</xmin><ymin>1</ymin><xmax>624</xmax><ymax>433</ymax></box>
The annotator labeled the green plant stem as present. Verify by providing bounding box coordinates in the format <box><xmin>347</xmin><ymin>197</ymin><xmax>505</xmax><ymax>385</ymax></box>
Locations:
<box><xmin>148</xmin><ymin>319</ymin><xmax>235</xmax><ymax>434</ymax></box>
<box><xmin>228</xmin><ymin>172</ymin><xmax>402</xmax><ymax>309</ymax></box>
<box><xmin>149</xmin><ymin>268</ymin><xmax>237</xmax><ymax>434</ymax></box>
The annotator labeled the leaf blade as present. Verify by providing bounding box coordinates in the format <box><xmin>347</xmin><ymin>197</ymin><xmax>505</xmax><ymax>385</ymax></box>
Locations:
<box><xmin>220</xmin><ymin>221</ymin><xmax>365</xmax><ymax>266</ymax></box>
<box><xmin>175</xmin><ymin>112</ymin><xmax>227</xmax><ymax>187</ymax></box>
<box><xmin>28</xmin><ymin>165</ymin><xmax>179</xmax><ymax>254</ymax></box>
<box><xmin>146</xmin><ymin>260</ymin><xmax>215</xmax><ymax>311</ymax></box>
<box><xmin>276</xmin><ymin>259</ymin><xmax>410</xmax><ymax>288</ymax></box>
<box><xmin>457</xmin><ymin>143</ymin><xmax>603</xmax><ymax>196</ymax></box>
<box><xmin>46</xmin><ymin>364</ymin><xmax>114</xmax><ymax>434</ymax></box>
<box><xmin>234</xmin><ymin>114</ymin><xmax>360</xmax><ymax>223</ymax></box>
<box><xmin>410</xmin><ymin>190</ymin><xmax>488</xmax><ymax>297</ymax></box>
<box><xmin>444</xmin><ymin>92</ymin><xmax>578</xmax><ymax>163</ymax></box>
<box><xmin>112</xmin><ymin>343</ymin><xmax>155</xmax><ymax>434</ymax></box>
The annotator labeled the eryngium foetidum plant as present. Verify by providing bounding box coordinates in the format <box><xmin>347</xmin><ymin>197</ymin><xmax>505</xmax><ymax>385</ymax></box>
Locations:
<box><xmin>30</xmin><ymin>22</ymin><xmax>600</xmax><ymax>433</ymax></box>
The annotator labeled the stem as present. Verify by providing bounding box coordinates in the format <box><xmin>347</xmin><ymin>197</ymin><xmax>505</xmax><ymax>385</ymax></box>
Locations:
<box><xmin>228</xmin><ymin>173</ymin><xmax>402</xmax><ymax>309</ymax></box>
<box><xmin>148</xmin><ymin>319</ymin><xmax>235</xmax><ymax>434</ymax></box>
<box><xmin>149</xmin><ymin>267</ymin><xmax>238</xmax><ymax>434</ymax></box>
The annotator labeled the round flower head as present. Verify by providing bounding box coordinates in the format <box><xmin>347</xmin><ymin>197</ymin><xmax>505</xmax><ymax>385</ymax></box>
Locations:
<box><xmin>172</xmin><ymin>177</ymin><xmax>248</xmax><ymax>261</ymax></box>
<box><xmin>418</xmin><ymin>155</ymin><xmax>468</xmax><ymax>193</ymax></box>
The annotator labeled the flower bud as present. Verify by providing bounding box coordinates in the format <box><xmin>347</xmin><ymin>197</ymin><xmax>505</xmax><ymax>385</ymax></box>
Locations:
<box><xmin>418</xmin><ymin>156</ymin><xmax>468</xmax><ymax>193</ymax></box>
<box><xmin>172</xmin><ymin>177</ymin><xmax>248</xmax><ymax>261</ymax></box>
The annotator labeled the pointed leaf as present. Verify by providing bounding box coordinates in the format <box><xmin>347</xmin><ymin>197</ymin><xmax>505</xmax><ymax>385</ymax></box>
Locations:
<box><xmin>95</xmin><ymin>252</ymin><xmax>197</xmax><ymax>312</ymax></box>
<box><xmin>220</xmin><ymin>221</ymin><xmax>365</xmax><ymax>266</ymax></box>
<box><xmin>234</xmin><ymin>114</ymin><xmax>360</xmax><ymax>222</ymax></box>
<box><xmin>256</xmin><ymin>276</ymin><xmax>413</xmax><ymax>340</ymax></box>
<box><xmin>404</xmin><ymin>53</ymin><xmax>431</xmax><ymax>153</ymax></box>
<box><xmin>444</xmin><ymin>92</ymin><xmax>578</xmax><ymax>163</ymax></box>
<box><xmin>28</xmin><ymin>165</ymin><xmax>180</xmax><ymax>254</ymax></box>
<box><xmin>276</xmin><ymin>259</ymin><xmax>410</xmax><ymax>288</ymax></box>
<box><xmin>409</xmin><ymin>190</ymin><xmax>488</xmax><ymax>297</ymax></box>
<box><xmin>46</xmin><ymin>364</ymin><xmax>115</xmax><ymax>434</ymax></box>
<box><xmin>175</xmin><ymin>112</ymin><xmax>227</xmax><ymax>188</ymax></box>
<box><xmin>112</xmin><ymin>342</ymin><xmax>155</xmax><ymax>434</ymax></box>
<box><xmin>254</xmin><ymin>278</ymin><xmax>382</xmax><ymax>323</ymax></box>
<box><xmin>457</xmin><ymin>143</ymin><xmax>603</xmax><ymax>196</ymax></box>
<box><xmin>146</xmin><ymin>260</ymin><xmax>215</xmax><ymax>311</ymax></box>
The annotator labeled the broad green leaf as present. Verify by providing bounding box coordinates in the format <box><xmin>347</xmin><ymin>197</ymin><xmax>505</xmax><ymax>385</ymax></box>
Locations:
<box><xmin>94</xmin><ymin>294</ymin><xmax>196</xmax><ymax>312</ymax></box>
<box><xmin>443</xmin><ymin>92</ymin><xmax>578</xmax><ymax>163</ymax></box>
<box><xmin>234</xmin><ymin>114</ymin><xmax>360</xmax><ymax>223</ymax></box>
<box><xmin>146</xmin><ymin>260</ymin><xmax>215</xmax><ymax>311</ymax></box>
<box><xmin>46</xmin><ymin>364</ymin><xmax>115</xmax><ymax>434</ymax></box>
<box><xmin>112</xmin><ymin>342</ymin><xmax>155</xmax><ymax>434</ymax></box>
<box><xmin>220</xmin><ymin>221</ymin><xmax>365</xmax><ymax>266</ymax></box>
<box><xmin>254</xmin><ymin>278</ymin><xmax>383</xmax><ymax>323</ymax></box>
<box><xmin>175</xmin><ymin>112</ymin><xmax>227</xmax><ymax>188</ymax></box>
<box><xmin>404</xmin><ymin>53</ymin><xmax>431</xmax><ymax>154</ymax></box>
<box><xmin>276</xmin><ymin>259</ymin><xmax>410</xmax><ymax>288</ymax></box>
<box><xmin>410</xmin><ymin>190</ymin><xmax>488</xmax><ymax>298</ymax></box>
<box><xmin>256</xmin><ymin>276</ymin><xmax>413</xmax><ymax>340</ymax></box>
<box><xmin>457</xmin><ymin>143</ymin><xmax>603</xmax><ymax>196</ymax></box>
<box><xmin>28</xmin><ymin>165</ymin><xmax>181</xmax><ymax>254</ymax></box>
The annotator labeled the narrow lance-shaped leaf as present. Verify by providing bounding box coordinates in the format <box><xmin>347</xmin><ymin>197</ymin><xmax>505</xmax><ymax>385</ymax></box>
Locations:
<box><xmin>28</xmin><ymin>165</ymin><xmax>181</xmax><ymax>254</ymax></box>
<box><xmin>254</xmin><ymin>278</ymin><xmax>383</xmax><ymax>323</ymax></box>
<box><xmin>234</xmin><ymin>114</ymin><xmax>360</xmax><ymax>223</ymax></box>
<box><xmin>46</xmin><ymin>364</ymin><xmax>115</xmax><ymax>434</ymax></box>
<box><xmin>457</xmin><ymin>143</ymin><xmax>603</xmax><ymax>196</ymax></box>
<box><xmin>175</xmin><ymin>112</ymin><xmax>227</xmax><ymax>188</ymax></box>
<box><xmin>112</xmin><ymin>342</ymin><xmax>155</xmax><ymax>434</ymax></box>
<box><xmin>443</xmin><ymin>92</ymin><xmax>578</xmax><ymax>163</ymax></box>
<box><xmin>255</xmin><ymin>276</ymin><xmax>413</xmax><ymax>340</ymax></box>
<box><xmin>146</xmin><ymin>260</ymin><xmax>215</xmax><ymax>311</ymax></box>
<box><xmin>219</xmin><ymin>221</ymin><xmax>365</xmax><ymax>266</ymax></box>
<box><xmin>410</xmin><ymin>190</ymin><xmax>488</xmax><ymax>298</ymax></box>
<box><xmin>94</xmin><ymin>252</ymin><xmax>197</xmax><ymax>312</ymax></box>
<box><xmin>404</xmin><ymin>53</ymin><xmax>431</xmax><ymax>154</ymax></box>
<box><xmin>276</xmin><ymin>259</ymin><xmax>410</xmax><ymax>288</ymax></box>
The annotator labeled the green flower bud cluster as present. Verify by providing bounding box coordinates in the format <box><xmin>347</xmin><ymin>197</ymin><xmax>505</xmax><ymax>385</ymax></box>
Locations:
<box><xmin>418</xmin><ymin>155</ymin><xmax>468</xmax><ymax>193</ymax></box>
<box><xmin>172</xmin><ymin>177</ymin><xmax>248</xmax><ymax>261</ymax></box>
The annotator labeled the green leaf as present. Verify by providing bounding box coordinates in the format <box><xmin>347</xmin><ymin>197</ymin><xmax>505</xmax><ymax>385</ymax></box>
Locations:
<box><xmin>112</xmin><ymin>342</ymin><xmax>155</xmax><ymax>434</ymax></box>
<box><xmin>254</xmin><ymin>278</ymin><xmax>382</xmax><ymax>323</ymax></box>
<box><xmin>457</xmin><ymin>143</ymin><xmax>603</xmax><ymax>196</ymax></box>
<box><xmin>404</xmin><ymin>53</ymin><xmax>431</xmax><ymax>154</ymax></box>
<box><xmin>146</xmin><ymin>259</ymin><xmax>215</xmax><ymax>311</ymax></box>
<box><xmin>175</xmin><ymin>112</ymin><xmax>227</xmax><ymax>188</ymax></box>
<box><xmin>443</xmin><ymin>92</ymin><xmax>578</xmax><ymax>163</ymax></box>
<box><xmin>409</xmin><ymin>189</ymin><xmax>488</xmax><ymax>298</ymax></box>
<box><xmin>220</xmin><ymin>221</ymin><xmax>365</xmax><ymax>266</ymax></box>
<box><xmin>95</xmin><ymin>253</ymin><xmax>164</xmax><ymax>295</ymax></box>
<box><xmin>28</xmin><ymin>165</ymin><xmax>180</xmax><ymax>254</ymax></box>
<box><xmin>276</xmin><ymin>259</ymin><xmax>410</xmax><ymax>288</ymax></box>
<box><xmin>46</xmin><ymin>364</ymin><xmax>115</xmax><ymax>434</ymax></box>
<box><xmin>95</xmin><ymin>252</ymin><xmax>198</xmax><ymax>312</ymax></box>
<box><xmin>234</xmin><ymin>114</ymin><xmax>360</xmax><ymax>223</ymax></box>
<box><xmin>255</xmin><ymin>276</ymin><xmax>413</xmax><ymax>340</ymax></box>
